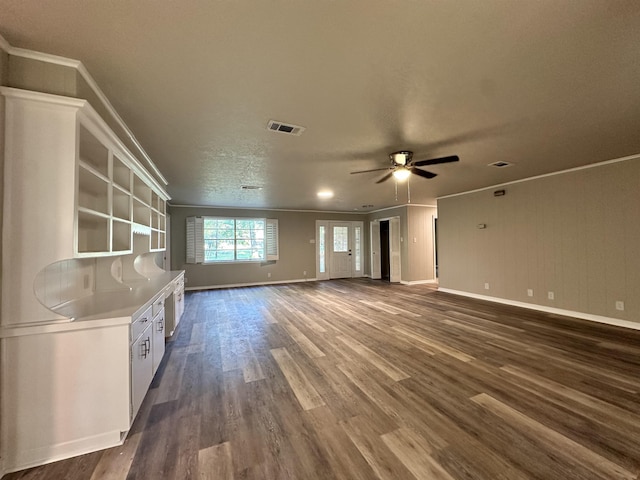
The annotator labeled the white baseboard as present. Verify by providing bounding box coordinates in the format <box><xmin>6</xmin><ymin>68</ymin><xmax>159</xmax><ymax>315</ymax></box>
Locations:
<box><xmin>400</xmin><ymin>279</ymin><xmax>438</xmax><ymax>286</ymax></box>
<box><xmin>437</xmin><ymin>288</ymin><xmax>640</xmax><ymax>331</ymax></box>
<box><xmin>186</xmin><ymin>277</ymin><xmax>318</xmax><ymax>291</ymax></box>
<box><xmin>4</xmin><ymin>430</ymin><xmax>124</xmax><ymax>475</ymax></box>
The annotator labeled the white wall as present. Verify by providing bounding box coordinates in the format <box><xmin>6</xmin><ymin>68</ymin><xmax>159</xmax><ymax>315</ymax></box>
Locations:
<box><xmin>437</xmin><ymin>157</ymin><xmax>640</xmax><ymax>324</ymax></box>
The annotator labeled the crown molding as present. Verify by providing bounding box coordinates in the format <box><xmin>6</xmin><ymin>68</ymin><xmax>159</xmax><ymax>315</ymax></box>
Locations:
<box><xmin>437</xmin><ymin>152</ymin><xmax>640</xmax><ymax>201</ymax></box>
<box><xmin>0</xmin><ymin>33</ymin><xmax>11</xmax><ymax>52</ymax></box>
<box><xmin>0</xmin><ymin>33</ymin><xmax>168</xmax><ymax>187</ymax></box>
<box><xmin>168</xmin><ymin>203</ymin><xmax>369</xmax><ymax>215</ymax></box>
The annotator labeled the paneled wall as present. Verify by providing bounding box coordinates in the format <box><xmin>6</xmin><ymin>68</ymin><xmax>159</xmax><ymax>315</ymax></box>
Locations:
<box><xmin>169</xmin><ymin>206</ymin><xmax>365</xmax><ymax>289</ymax></box>
<box><xmin>437</xmin><ymin>158</ymin><xmax>640</xmax><ymax>323</ymax></box>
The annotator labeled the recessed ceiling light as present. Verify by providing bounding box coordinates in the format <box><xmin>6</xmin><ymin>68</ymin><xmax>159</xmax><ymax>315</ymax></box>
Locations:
<box><xmin>317</xmin><ymin>190</ymin><xmax>334</xmax><ymax>199</ymax></box>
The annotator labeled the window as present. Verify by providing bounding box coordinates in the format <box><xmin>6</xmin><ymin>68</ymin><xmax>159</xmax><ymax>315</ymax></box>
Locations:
<box><xmin>354</xmin><ymin>226</ymin><xmax>361</xmax><ymax>271</ymax></box>
<box><xmin>186</xmin><ymin>217</ymin><xmax>278</xmax><ymax>263</ymax></box>
<box><xmin>318</xmin><ymin>225</ymin><xmax>326</xmax><ymax>274</ymax></box>
<box><xmin>333</xmin><ymin>226</ymin><xmax>349</xmax><ymax>252</ymax></box>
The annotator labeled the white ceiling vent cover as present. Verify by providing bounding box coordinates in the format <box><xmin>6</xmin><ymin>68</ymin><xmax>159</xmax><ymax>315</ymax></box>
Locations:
<box><xmin>267</xmin><ymin>120</ymin><xmax>305</xmax><ymax>136</ymax></box>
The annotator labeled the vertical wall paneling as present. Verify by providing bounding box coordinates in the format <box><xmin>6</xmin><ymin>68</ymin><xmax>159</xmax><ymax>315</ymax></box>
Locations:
<box><xmin>437</xmin><ymin>159</ymin><xmax>640</xmax><ymax>324</ymax></box>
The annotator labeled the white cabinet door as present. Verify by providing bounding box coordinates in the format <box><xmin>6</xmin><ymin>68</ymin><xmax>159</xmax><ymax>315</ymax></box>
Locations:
<box><xmin>131</xmin><ymin>323</ymin><xmax>153</xmax><ymax>419</ymax></box>
<box><xmin>152</xmin><ymin>310</ymin><xmax>166</xmax><ymax>374</ymax></box>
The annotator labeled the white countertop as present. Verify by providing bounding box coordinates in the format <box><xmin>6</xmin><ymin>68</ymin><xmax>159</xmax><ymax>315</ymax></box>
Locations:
<box><xmin>0</xmin><ymin>271</ymin><xmax>185</xmax><ymax>338</ymax></box>
<box><xmin>54</xmin><ymin>271</ymin><xmax>185</xmax><ymax>321</ymax></box>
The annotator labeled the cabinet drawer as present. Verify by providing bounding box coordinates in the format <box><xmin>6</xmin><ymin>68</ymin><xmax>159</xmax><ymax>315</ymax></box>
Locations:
<box><xmin>131</xmin><ymin>305</ymin><xmax>153</xmax><ymax>342</ymax></box>
<box><xmin>151</xmin><ymin>295</ymin><xmax>165</xmax><ymax>318</ymax></box>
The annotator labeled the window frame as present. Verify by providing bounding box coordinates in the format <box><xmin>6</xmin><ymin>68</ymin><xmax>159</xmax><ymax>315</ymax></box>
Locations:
<box><xmin>186</xmin><ymin>216</ymin><xmax>279</xmax><ymax>264</ymax></box>
<box><xmin>203</xmin><ymin>217</ymin><xmax>266</xmax><ymax>264</ymax></box>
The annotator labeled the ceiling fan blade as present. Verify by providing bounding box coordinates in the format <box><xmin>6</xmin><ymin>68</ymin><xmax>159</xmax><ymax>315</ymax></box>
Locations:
<box><xmin>412</xmin><ymin>168</ymin><xmax>437</xmax><ymax>179</ymax></box>
<box><xmin>413</xmin><ymin>155</ymin><xmax>459</xmax><ymax>167</ymax></box>
<box><xmin>350</xmin><ymin>167</ymin><xmax>392</xmax><ymax>174</ymax></box>
<box><xmin>376</xmin><ymin>172</ymin><xmax>394</xmax><ymax>184</ymax></box>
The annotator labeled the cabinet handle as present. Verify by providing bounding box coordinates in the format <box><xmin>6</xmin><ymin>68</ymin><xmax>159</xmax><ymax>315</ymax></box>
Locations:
<box><xmin>158</xmin><ymin>321</ymin><xmax>164</xmax><ymax>332</ymax></box>
<box><xmin>141</xmin><ymin>338</ymin><xmax>151</xmax><ymax>358</ymax></box>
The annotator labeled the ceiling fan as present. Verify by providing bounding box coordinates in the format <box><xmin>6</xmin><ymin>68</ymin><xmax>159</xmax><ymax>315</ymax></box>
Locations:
<box><xmin>350</xmin><ymin>151</ymin><xmax>459</xmax><ymax>183</ymax></box>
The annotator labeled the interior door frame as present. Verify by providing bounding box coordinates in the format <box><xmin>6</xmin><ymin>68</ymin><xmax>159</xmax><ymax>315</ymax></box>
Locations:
<box><xmin>370</xmin><ymin>220</ymin><xmax>381</xmax><ymax>279</ymax></box>
<box><xmin>370</xmin><ymin>215</ymin><xmax>401</xmax><ymax>283</ymax></box>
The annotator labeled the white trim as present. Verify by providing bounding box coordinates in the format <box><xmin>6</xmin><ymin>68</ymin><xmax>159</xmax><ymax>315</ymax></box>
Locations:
<box><xmin>7</xmin><ymin>46</ymin><xmax>82</xmax><ymax>69</ymax></box>
<box><xmin>170</xmin><ymin>203</ymin><xmax>438</xmax><ymax>215</ymax></box>
<box><xmin>406</xmin><ymin>204</ymin><xmax>437</xmax><ymax>208</ymax></box>
<box><xmin>169</xmin><ymin>203</ymin><xmax>369</xmax><ymax>215</ymax></box>
<box><xmin>437</xmin><ymin>288</ymin><xmax>640</xmax><ymax>331</ymax></box>
<box><xmin>3</xmin><ymin>430</ymin><xmax>124</xmax><ymax>476</ymax></box>
<box><xmin>185</xmin><ymin>277</ymin><xmax>318</xmax><ymax>291</ymax></box>
<box><xmin>438</xmin><ymin>153</ymin><xmax>640</xmax><ymax>200</ymax></box>
<box><xmin>369</xmin><ymin>203</ymin><xmax>437</xmax><ymax>214</ymax></box>
<box><xmin>400</xmin><ymin>279</ymin><xmax>438</xmax><ymax>285</ymax></box>
<box><xmin>0</xmin><ymin>34</ymin><xmax>168</xmax><ymax>186</ymax></box>
<box><xmin>0</xmin><ymin>33</ymin><xmax>11</xmax><ymax>52</ymax></box>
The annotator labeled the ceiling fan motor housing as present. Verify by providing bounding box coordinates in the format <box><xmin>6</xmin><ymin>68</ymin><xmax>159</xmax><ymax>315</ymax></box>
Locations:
<box><xmin>390</xmin><ymin>151</ymin><xmax>413</xmax><ymax>166</ymax></box>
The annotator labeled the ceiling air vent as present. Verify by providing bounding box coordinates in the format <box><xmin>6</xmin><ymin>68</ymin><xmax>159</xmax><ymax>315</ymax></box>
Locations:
<box><xmin>267</xmin><ymin>120</ymin><xmax>305</xmax><ymax>136</ymax></box>
<box><xmin>241</xmin><ymin>185</ymin><xmax>263</xmax><ymax>190</ymax></box>
<box><xmin>488</xmin><ymin>161</ymin><xmax>513</xmax><ymax>168</ymax></box>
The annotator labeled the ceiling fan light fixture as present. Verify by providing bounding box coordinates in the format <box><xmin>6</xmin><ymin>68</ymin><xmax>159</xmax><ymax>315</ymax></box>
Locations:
<box><xmin>391</xmin><ymin>151</ymin><xmax>412</xmax><ymax>166</ymax></box>
<box><xmin>392</xmin><ymin>167</ymin><xmax>411</xmax><ymax>181</ymax></box>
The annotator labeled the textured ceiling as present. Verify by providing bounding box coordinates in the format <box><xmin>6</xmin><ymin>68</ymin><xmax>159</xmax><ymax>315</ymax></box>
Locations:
<box><xmin>1</xmin><ymin>1</ymin><xmax>640</xmax><ymax>211</ymax></box>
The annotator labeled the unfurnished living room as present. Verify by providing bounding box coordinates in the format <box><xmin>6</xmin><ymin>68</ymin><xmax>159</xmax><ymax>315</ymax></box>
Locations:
<box><xmin>1</xmin><ymin>2</ymin><xmax>639</xmax><ymax>479</ymax></box>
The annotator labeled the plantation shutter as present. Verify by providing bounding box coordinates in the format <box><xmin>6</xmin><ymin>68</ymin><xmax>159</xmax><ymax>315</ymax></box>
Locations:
<box><xmin>266</xmin><ymin>219</ymin><xmax>279</xmax><ymax>261</ymax></box>
<box><xmin>186</xmin><ymin>216</ymin><xmax>204</xmax><ymax>264</ymax></box>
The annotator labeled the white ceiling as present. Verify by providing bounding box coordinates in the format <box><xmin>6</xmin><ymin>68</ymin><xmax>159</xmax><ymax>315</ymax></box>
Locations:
<box><xmin>1</xmin><ymin>1</ymin><xmax>640</xmax><ymax>211</ymax></box>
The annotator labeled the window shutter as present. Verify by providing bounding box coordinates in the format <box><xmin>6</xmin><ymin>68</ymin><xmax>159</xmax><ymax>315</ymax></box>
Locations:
<box><xmin>186</xmin><ymin>216</ymin><xmax>204</xmax><ymax>263</ymax></box>
<box><xmin>265</xmin><ymin>218</ymin><xmax>279</xmax><ymax>261</ymax></box>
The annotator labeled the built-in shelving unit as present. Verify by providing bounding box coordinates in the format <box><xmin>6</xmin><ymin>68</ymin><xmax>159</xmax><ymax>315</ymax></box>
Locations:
<box><xmin>0</xmin><ymin>71</ymin><xmax>177</xmax><ymax>474</ymax></box>
<box><xmin>75</xmin><ymin>114</ymin><xmax>169</xmax><ymax>256</ymax></box>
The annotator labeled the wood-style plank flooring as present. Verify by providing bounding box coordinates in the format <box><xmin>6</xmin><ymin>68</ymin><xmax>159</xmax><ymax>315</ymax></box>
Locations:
<box><xmin>6</xmin><ymin>279</ymin><xmax>640</xmax><ymax>479</ymax></box>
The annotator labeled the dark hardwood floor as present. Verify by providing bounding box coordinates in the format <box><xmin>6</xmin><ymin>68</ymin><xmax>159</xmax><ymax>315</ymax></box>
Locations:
<box><xmin>6</xmin><ymin>279</ymin><xmax>640</xmax><ymax>479</ymax></box>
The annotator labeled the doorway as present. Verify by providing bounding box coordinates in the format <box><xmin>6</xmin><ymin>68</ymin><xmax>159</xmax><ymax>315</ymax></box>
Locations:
<box><xmin>316</xmin><ymin>220</ymin><xmax>364</xmax><ymax>280</ymax></box>
<box><xmin>380</xmin><ymin>220</ymin><xmax>390</xmax><ymax>281</ymax></box>
<box><xmin>369</xmin><ymin>216</ymin><xmax>401</xmax><ymax>283</ymax></box>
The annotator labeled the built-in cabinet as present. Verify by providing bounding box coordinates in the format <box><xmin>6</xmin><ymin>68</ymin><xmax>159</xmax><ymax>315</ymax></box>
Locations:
<box><xmin>0</xmin><ymin>86</ymin><xmax>182</xmax><ymax>476</ymax></box>
<box><xmin>165</xmin><ymin>273</ymin><xmax>185</xmax><ymax>337</ymax></box>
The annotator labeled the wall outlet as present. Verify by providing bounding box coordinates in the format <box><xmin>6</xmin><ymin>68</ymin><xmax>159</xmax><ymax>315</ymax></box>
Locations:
<box><xmin>548</xmin><ymin>291</ymin><xmax>555</xmax><ymax>300</ymax></box>
<box><xmin>303</xmin><ymin>271</ymin><xmax>307</xmax><ymax>276</ymax></box>
<box><xmin>267</xmin><ymin>272</ymin><xmax>272</xmax><ymax>278</ymax></box>
<box><xmin>615</xmin><ymin>301</ymin><xmax>625</xmax><ymax>311</ymax></box>
<box><xmin>527</xmin><ymin>289</ymin><xmax>534</xmax><ymax>297</ymax></box>
<box><xmin>484</xmin><ymin>283</ymin><xmax>490</xmax><ymax>290</ymax></box>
